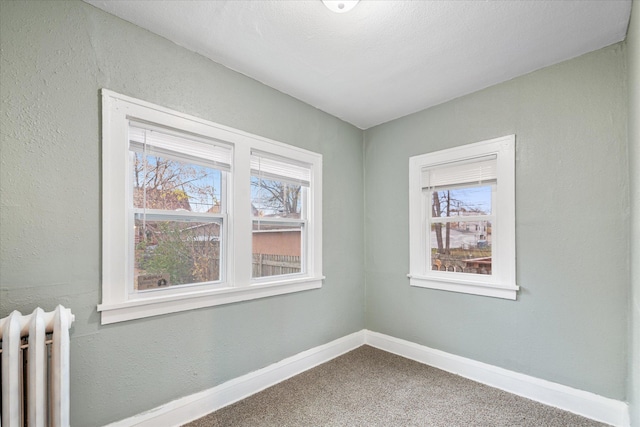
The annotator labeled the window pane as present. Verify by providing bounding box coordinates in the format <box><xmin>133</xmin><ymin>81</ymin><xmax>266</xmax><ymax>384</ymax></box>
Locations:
<box><xmin>133</xmin><ymin>152</ymin><xmax>222</xmax><ymax>213</ymax></box>
<box><xmin>251</xmin><ymin>176</ymin><xmax>302</xmax><ymax>218</ymax></box>
<box><xmin>430</xmin><ymin>220</ymin><xmax>492</xmax><ymax>275</ymax></box>
<box><xmin>431</xmin><ymin>185</ymin><xmax>492</xmax><ymax>218</ymax></box>
<box><xmin>252</xmin><ymin>221</ymin><xmax>302</xmax><ymax>278</ymax></box>
<box><xmin>134</xmin><ymin>219</ymin><xmax>221</xmax><ymax>289</ymax></box>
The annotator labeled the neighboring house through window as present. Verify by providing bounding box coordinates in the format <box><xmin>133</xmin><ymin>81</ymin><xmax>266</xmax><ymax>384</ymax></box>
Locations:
<box><xmin>250</xmin><ymin>151</ymin><xmax>310</xmax><ymax>278</ymax></box>
<box><xmin>99</xmin><ymin>90</ymin><xmax>323</xmax><ymax>324</ymax></box>
<box><xmin>129</xmin><ymin>122</ymin><xmax>229</xmax><ymax>291</ymax></box>
<box><xmin>408</xmin><ymin>135</ymin><xmax>517</xmax><ymax>299</ymax></box>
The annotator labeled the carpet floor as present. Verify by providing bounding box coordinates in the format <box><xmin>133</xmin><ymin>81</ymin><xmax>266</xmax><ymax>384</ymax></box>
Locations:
<box><xmin>184</xmin><ymin>345</ymin><xmax>608</xmax><ymax>427</ymax></box>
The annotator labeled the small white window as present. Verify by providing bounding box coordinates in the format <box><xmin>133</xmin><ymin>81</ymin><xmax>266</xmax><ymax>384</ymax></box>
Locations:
<box><xmin>408</xmin><ymin>135</ymin><xmax>517</xmax><ymax>299</ymax></box>
<box><xmin>99</xmin><ymin>90</ymin><xmax>323</xmax><ymax>324</ymax></box>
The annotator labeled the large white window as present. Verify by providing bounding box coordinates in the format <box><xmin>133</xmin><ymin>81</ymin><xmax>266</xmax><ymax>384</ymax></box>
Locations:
<box><xmin>408</xmin><ymin>135</ymin><xmax>517</xmax><ymax>299</ymax></box>
<box><xmin>99</xmin><ymin>90</ymin><xmax>323</xmax><ymax>324</ymax></box>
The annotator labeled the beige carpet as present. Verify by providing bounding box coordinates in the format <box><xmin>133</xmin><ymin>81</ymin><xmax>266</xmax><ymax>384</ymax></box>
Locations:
<box><xmin>184</xmin><ymin>345</ymin><xmax>608</xmax><ymax>427</ymax></box>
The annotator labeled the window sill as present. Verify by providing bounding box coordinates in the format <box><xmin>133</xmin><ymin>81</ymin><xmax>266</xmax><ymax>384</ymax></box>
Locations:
<box><xmin>98</xmin><ymin>276</ymin><xmax>324</xmax><ymax>325</ymax></box>
<box><xmin>408</xmin><ymin>274</ymin><xmax>518</xmax><ymax>300</ymax></box>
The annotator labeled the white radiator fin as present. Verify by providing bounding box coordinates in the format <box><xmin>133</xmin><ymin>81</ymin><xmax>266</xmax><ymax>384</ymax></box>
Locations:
<box><xmin>0</xmin><ymin>305</ymin><xmax>74</xmax><ymax>427</ymax></box>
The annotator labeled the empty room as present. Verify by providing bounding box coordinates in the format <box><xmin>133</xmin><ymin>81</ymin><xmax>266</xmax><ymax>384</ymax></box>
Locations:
<box><xmin>1</xmin><ymin>0</ymin><xmax>639</xmax><ymax>426</ymax></box>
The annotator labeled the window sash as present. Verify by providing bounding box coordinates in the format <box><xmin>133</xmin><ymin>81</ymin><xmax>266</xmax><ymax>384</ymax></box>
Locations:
<box><xmin>430</xmin><ymin>215</ymin><xmax>493</xmax><ymax>223</ymax></box>
<box><xmin>252</xmin><ymin>219</ymin><xmax>306</xmax><ymax>278</ymax></box>
<box><xmin>427</xmin><ymin>183</ymin><xmax>495</xmax><ymax>224</ymax></box>
<box><xmin>128</xmin><ymin>124</ymin><xmax>228</xmax><ymax>293</ymax></box>
<box><xmin>133</xmin><ymin>210</ymin><xmax>224</xmax><ymax>222</ymax></box>
<box><xmin>130</xmin><ymin>212</ymin><xmax>225</xmax><ymax>288</ymax></box>
<box><xmin>426</xmin><ymin>179</ymin><xmax>496</xmax><ymax>278</ymax></box>
<box><xmin>252</xmin><ymin>217</ymin><xmax>306</xmax><ymax>225</ymax></box>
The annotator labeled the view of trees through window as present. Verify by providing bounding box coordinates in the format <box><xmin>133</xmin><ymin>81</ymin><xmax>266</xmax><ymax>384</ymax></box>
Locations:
<box><xmin>251</xmin><ymin>177</ymin><xmax>302</xmax><ymax>218</ymax></box>
<box><xmin>132</xmin><ymin>151</ymin><xmax>222</xmax><ymax>289</ymax></box>
<box><xmin>430</xmin><ymin>185</ymin><xmax>493</xmax><ymax>274</ymax></box>
<box><xmin>251</xmin><ymin>176</ymin><xmax>304</xmax><ymax>278</ymax></box>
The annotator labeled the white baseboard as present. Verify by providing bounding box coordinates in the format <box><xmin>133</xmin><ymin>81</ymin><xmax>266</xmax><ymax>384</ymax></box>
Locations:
<box><xmin>104</xmin><ymin>330</ymin><xmax>366</xmax><ymax>427</ymax></box>
<box><xmin>364</xmin><ymin>330</ymin><xmax>630</xmax><ymax>427</ymax></box>
<box><xmin>105</xmin><ymin>329</ymin><xmax>629</xmax><ymax>427</ymax></box>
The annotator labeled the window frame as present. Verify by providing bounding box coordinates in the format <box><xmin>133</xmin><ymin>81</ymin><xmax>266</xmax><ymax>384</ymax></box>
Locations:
<box><xmin>99</xmin><ymin>90</ymin><xmax>323</xmax><ymax>324</ymax></box>
<box><xmin>408</xmin><ymin>135</ymin><xmax>517</xmax><ymax>300</ymax></box>
<box><xmin>128</xmin><ymin>122</ymin><xmax>230</xmax><ymax>293</ymax></box>
<box><xmin>250</xmin><ymin>151</ymin><xmax>310</xmax><ymax>280</ymax></box>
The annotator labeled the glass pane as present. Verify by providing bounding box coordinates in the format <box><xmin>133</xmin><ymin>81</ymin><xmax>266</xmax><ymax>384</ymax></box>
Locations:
<box><xmin>430</xmin><ymin>220</ymin><xmax>492</xmax><ymax>275</ymax></box>
<box><xmin>133</xmin><ymin>152</ymin><xmax>222</xmax><ymax>213</ymax></box>
<box><xmin>431</xmin><ymin>185</ymin><xmax>492</xmax><ymax>218</ymax></box>
<box><xmin>251</xmin><ymin>176</ymin><xmax>303</xmax><ymax>218</ymax></box>
<box><xmin>252</xmin><ymin>221</ymin><xmax>302</xmax><ymax>278</ymax></box>
<box><xmin>134</xmin><ymin>218</ymin><xmax>221</xmax><ymax>289</ymax></box>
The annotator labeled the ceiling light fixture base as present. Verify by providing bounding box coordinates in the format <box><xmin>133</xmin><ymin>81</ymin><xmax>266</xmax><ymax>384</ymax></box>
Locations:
<box><xmin>322</xmin><ymin>0</ymin><xmax>359</xmax><ymax>14</ymax></box>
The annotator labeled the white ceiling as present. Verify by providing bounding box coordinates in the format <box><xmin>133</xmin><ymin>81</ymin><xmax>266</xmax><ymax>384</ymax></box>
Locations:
<box><xmin>85</xmin><ymin>0</ymin><xmax>632</xmax><ymax>129</ymax></box>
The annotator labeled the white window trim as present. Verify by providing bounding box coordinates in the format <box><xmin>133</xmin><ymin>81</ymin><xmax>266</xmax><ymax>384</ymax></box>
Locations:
<box><xmin>99</xmin><ymin>90</ymin><xmax>323</xmax><ymax>324</ymax></box>
<box><xmin>408</xmin><ymin>135</ymin><xmax>517</xmax><ymax>300</ymax></box>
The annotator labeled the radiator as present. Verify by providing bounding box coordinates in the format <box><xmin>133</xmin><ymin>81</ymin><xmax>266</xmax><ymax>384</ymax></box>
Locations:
<box><xmin>0</xmin><ymin>306</ymin><xmax>75</xmax><ymax>427</ymax></box>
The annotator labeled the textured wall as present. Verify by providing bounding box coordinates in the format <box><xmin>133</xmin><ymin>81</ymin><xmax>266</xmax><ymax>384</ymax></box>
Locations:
<box><xmin>364</xmin><ymin>44</ymin><xmax>629</xmax><ymax>399</ymax></box>
<box><xmin>627</xmin><ymin>0</ymin><xmax>640</xmax><ymax>424</ymax></box>
<box><xmin>0</xmin><ymin>1</ymin><xmax>364</xmax><ymax>425</ymax></box>
<box><xmin>0</xmin><ymin>0</ymin><xmax>634</xmax><ymax>424</ymax></box>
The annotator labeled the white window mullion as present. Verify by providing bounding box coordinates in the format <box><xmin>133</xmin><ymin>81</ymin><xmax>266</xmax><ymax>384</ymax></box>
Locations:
<box><xmin>233</xmin><ymin>143</ymin><xmax>252</xmax><ymax>287</ymax></box>
<box><xmin>132</xmin><ymin>209</ymin><xmax>225</xmax><ymax>221</ymax></box>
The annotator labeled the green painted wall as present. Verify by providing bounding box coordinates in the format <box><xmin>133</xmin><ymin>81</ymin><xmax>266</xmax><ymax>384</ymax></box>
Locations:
<box><xmin>0</xmin><ymin>1</ymin><xmax>364</xmax><ymax>425</ymax></box>
<box><xmin>364</xmin><ymin>44</ymin><xmax>629</xmax><ymax>399</ymax></box>
<box><xmin>627</xmin><ymin>0</ymin><xmax>640</xmax><ymax>424</ymax></box>
<box><xmin>1</xmin><ymin>0</ymin><xmax>635</xmax><ymax>424</ymax></box>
